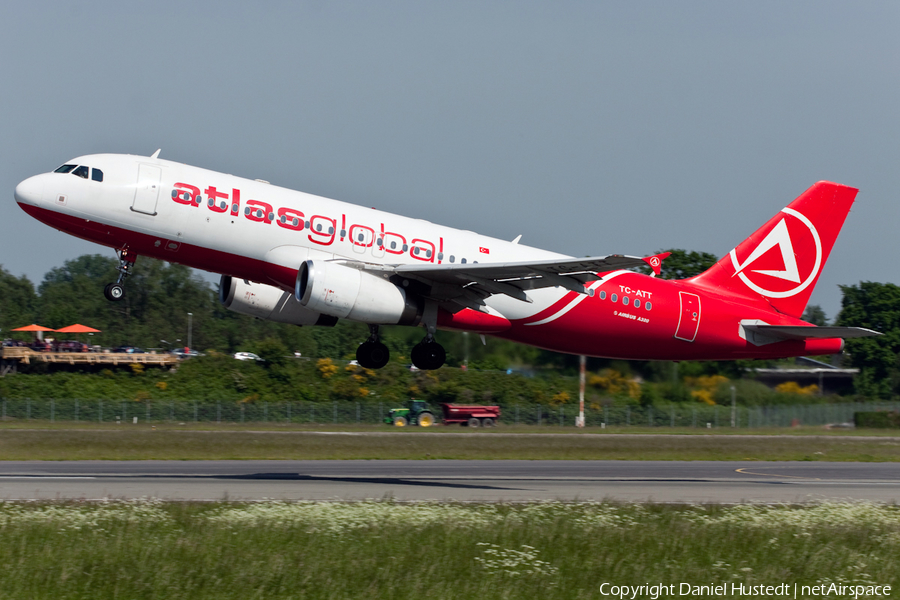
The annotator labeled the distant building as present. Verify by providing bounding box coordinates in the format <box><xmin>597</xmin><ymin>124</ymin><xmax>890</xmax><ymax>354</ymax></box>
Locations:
<box><xmin>751</xmin><ymin>357</ymin><xmax>857</xmax><ymax>396</ymax></box>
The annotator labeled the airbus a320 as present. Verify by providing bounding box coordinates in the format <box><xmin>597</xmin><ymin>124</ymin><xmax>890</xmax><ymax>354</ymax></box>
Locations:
<box><xmin>14</xmin><ymin>151</ymin><xmax>879</xmax><ymax>370</ymax></box>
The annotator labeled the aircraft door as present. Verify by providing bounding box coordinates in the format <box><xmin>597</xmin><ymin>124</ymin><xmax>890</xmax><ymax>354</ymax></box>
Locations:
<box><xmin>674</xmin><ymin>291</ymin><xmax>701</xmax><ymax>342</ymax></box>
<box><xmin>132</xmin><ymin>164</ymin><xmax>161</xmax><ymax>215</ymax></box>
<box><xmin>349</xmin><ymin>225</ymin><xmax>374</xmax><ymax>255</ymax></box>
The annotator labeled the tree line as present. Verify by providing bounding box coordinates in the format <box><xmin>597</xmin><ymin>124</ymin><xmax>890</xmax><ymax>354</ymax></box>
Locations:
<box><xmin>1</xmin><ymin>250</ymin><xmax>898</xmax><ymax>401</ymax></box>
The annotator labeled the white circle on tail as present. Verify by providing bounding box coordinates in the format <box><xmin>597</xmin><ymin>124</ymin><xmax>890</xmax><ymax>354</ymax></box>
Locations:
<box><xmin>729</xmin><ymin>207</ymin><xmax>822</xmax><ymax>299</ymax></box>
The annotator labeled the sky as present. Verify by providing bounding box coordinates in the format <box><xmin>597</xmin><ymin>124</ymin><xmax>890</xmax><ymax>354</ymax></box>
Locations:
<box><xmin>2</xmin><ymin>1</ymin><xmax>899</xmax><ymax>321</ymax></box>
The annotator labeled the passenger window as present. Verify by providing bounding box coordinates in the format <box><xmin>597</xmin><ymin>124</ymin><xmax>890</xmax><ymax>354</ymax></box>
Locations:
<box><xmin>634</xmin><ymin>299</ymin><xmax>641</xmax><ymax>308</ymax></box>
<box><xmin>645</xmin><ymin>302</ymin><xmax>652</xmax><ymax>311</ymax></box>
<box><xmin>622</xmin><ymin>297</ymin><xmax>629</xmax><ymax>306</ymax></box>
<box><xmin>611</xmin><ymin>293</ymin><xmax>618</xmax><ymax>303</ymax></box>
<box><xmin>55</xmin><ymin>164</ymin><xmax>76</xmax><ymax>173</ymax></box>
<box><xmin>91</xmin><ymin>168</ymin><xmax>103</xmax><ymax>182</ymax></box>
<box><xmin>72</xmin><ymin>166</ymin><xmax>89</xmax><ymax>179</ymax></box>
<box><xmin>599</xmin><ymin>290</ymin><xmax>606</xmax><ymax>300</ymax></box>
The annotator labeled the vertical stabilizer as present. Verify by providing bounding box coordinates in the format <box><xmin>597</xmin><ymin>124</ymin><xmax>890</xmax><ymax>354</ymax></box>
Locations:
<box><xmin>689</xmin><ymin>181</ymin><xmax>858</xmax><ymax>318</ymax></box>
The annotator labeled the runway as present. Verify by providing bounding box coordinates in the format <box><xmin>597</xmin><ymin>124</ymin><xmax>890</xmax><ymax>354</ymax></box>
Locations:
<box><xmin>1</xmin><ymin>460</ymin><xmax>900</xmax><ymax>503</ymax></box>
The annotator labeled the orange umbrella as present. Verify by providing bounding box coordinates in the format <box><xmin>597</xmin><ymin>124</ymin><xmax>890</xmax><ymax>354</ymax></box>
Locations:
<box><xmin>54</xmin><ymin>324</ymin><xmax>101</xmax><ymax>334</ymax></box>
<box><xmin>11</xmin><ymin>324</ymin><xmax>55</xmax><ymax>332</ymax></box>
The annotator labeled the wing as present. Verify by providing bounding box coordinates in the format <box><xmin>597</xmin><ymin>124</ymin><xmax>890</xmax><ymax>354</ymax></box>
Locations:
<box><xmin>334</xmin><ymin>254</ymin><xmax>652</xmax><ymax>314</ymax></box>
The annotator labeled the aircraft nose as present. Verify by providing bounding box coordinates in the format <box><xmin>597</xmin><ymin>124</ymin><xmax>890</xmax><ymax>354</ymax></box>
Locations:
<box><xmin>14</xmin><ymin>175</ymin><xmax>44</xmax><ymax>207</ymax></box>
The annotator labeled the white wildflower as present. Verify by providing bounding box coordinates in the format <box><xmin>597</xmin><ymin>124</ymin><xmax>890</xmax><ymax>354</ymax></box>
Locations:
<box><xmin>475</xmin><ymin>543</ymin><xmax>558</xmax><ymax>577</ymax></box>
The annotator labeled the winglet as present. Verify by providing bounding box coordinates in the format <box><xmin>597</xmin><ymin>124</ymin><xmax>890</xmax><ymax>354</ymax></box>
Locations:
<box><xmin>642</xmin><ymin>252</ymin><xmax>671</xmax><ymax>276</ymax></box>
<box><xmin>150</xmin><ymin>149</ymin><xmax>161</xmax><ymax>159</ymax></box>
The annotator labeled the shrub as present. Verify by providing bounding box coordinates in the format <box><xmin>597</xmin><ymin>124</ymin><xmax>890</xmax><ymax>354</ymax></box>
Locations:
<box><xmin>854</xmin><ymin>411</ymin><xmax>900</xmax><ymax>428</ymax></box>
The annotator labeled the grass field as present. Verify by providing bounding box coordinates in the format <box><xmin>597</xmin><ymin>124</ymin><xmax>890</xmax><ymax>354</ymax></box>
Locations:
<box><xmin>3</xmin><ymin>426</ymin><xmax>900</xmax><ymax>460</ymax></box>
<box><xmin>0</xmin><ymin>500</ymin><xmax>896</xmax><ymax>599</ymax></box>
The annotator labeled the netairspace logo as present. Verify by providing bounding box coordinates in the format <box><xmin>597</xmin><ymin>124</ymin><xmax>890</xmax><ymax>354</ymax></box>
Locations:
<box><xmin>598</xmin><ymin>582</ymin><xmax>892</xmax><ymax>599</ymax></box>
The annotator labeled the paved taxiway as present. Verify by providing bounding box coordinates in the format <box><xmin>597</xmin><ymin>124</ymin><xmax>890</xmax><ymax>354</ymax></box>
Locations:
<box><xmin>1</xmin><ymin>460</ymin><xmax>899</xmax><ymax>503</ymax></box>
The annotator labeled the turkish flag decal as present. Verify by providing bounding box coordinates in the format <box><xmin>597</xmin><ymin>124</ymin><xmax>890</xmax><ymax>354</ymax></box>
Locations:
<box><xmin>479</xmin><ymin>247</ymin><xmax>490</xmax><ymax>254</ymax></box>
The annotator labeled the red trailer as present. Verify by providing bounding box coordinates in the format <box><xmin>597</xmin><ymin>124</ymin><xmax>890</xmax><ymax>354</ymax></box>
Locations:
<box><xmin>440</xmin><ymin>403</ymin><xmax>501</xmax><ymax>427</ymax></box>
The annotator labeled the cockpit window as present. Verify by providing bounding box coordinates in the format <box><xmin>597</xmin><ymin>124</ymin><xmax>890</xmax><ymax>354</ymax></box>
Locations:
<box><xmin>54</xmin><ymin>164</ymin><xmax>76</xmax><ymax>174</ymax></box>
<box><xmin>72</xmin><ymin>166</ymin><xmax>90</xmax><ymax>179</ymax></box>
<box><xmin>91</xmin><ymin>168</ymin><xmax>103</xmax><ymax>182</ymax></box>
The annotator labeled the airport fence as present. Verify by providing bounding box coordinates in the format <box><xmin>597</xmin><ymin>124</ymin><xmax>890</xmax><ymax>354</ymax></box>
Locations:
<box><xmin>1</xmin><ymin>398</ymin><xmax>899</xmax><ymax>428</ymax></box>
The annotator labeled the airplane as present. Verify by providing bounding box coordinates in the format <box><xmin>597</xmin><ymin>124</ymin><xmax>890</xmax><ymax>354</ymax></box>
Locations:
<box><xmin>14</xmin><ymin>151</ymin><xmax>879</xmax><ymax>370</ymax></box>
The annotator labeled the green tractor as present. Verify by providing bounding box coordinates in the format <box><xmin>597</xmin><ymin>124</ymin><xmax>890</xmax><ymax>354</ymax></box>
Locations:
<box><xmin>384</xmin><ymin>400</ymin><xmax>436</xmax><ymax>427</ymax></box>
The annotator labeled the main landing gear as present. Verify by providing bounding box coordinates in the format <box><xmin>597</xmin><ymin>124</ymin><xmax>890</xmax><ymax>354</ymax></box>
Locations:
<box><xmin>356</xmin><ymin>325</ymin><xmax>390</xmax><ymax>369</ymax></box>
<box><xmin>409</xmin><ymin>301</ymin><xmax>446</xmax><ymax>370</ymax></box>
<box><xmin>411</xmin><ymin>335</ymin><xmax>446</xmax><ymax>371</ymax></box>
<box><xmin>104</xmin><ymin>248</ymin><xmax>135</xmax><ymax>302</ymax></box>
<box><xmin>356</xmin><ymin>303</ymin><xmax>447</xmax><ymax>371</ymax></box>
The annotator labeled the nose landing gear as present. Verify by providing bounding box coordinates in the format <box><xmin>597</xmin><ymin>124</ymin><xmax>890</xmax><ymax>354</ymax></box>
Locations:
<box><xmin>104</xmin><ymin>248</ymin><xmax>135</xmax><ymax>302</ymax></box>
<box><xmin>356</xmin><ymin>325</ymin><xmax>390</xmax><ymax>369</ymax></box>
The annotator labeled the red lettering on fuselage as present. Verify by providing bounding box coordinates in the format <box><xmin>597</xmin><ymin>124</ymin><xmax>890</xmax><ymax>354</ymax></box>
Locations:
<box><xmin>383</xmin><ymin>230</ymin><xmax>407</xmax><ymax>255</ymax></box>
<box><xmin>171</xmin><ymin>181</ymin><xmax>445</xmax><ymax>260</ymax></box>
<box><xmin>411</xmin><ymin>238</ymin><xmax>435</xmax><ymax>262</ymax></box>
<box><xmin>308</xmin><ymin>215</ymin><xmax>336</xmax><ymax>246</ymax></box>
<box><xmin>205</xmin><ymin>186</ymin><xmax>229</xmax><ymax>214</ymax></box>
<box><xmin>245</xmin><ymin>200</ymin><xmax>273</xmax><ymax>224</ymax></box>
<box><xmin>230</xmin><ymin>188</ymin><xmax>241</xmax><ymax>216</ymax></box>
<box><xmin>172</xmin><ymin>183</ymin><xmax>201</xmax><ymax>206</ymax></box>
<box><xmin>276</xmin><ymin>207</ymin><xmax>305</xmax><ymax>231</ymax></box>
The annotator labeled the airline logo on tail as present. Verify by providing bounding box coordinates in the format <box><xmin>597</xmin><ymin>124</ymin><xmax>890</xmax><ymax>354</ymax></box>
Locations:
<box><xmin>729</xmin><ymin>207</ymin><xmax>822</xmax><ymax>299</ymax></box>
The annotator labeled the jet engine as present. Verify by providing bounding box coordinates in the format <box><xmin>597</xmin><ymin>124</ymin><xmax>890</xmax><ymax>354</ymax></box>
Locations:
<box><xmin>219</xmin><ymin>276</ymin><xmax>337</xmax><ymax>326</ymax></box>
<box><xmin>295</xmin><ymin>260</ymin><xmax>422</xmax><ymax>324</ymax></box>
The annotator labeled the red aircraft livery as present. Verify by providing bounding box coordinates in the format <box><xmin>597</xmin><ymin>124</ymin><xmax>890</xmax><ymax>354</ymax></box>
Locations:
<box><xmin>13</xmin><ymin>151</ymin><xmax>879</xmax><ymax>370</ymax></box>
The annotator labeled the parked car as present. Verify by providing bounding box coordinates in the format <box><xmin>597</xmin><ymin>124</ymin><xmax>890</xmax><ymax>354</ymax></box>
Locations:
<box><xmin>233</xmin><ymin>352</ymin><xmax>263</xmax><ymax>362</ymax></box>
<box><xmin>170</xmin><ymin>348</ymin><xmax>203</xmax><ymax>358</ymax></box>
<box><xmin>113</xmin><ymin>346</ymin><xmax>145</xmax><ymax>354</ymax></box>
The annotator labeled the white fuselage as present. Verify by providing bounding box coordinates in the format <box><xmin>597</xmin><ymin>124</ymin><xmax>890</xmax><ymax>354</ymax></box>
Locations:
<box><xmin>15</xmin><ymin>153</ymin><xmax>571</xmax><ymax>321</ymax></box>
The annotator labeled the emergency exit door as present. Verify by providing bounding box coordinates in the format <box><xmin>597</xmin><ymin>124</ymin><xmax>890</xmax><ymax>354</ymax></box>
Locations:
<box><xmin>674</xmin><ymin>291</ymin><xmax>701</xmax><ymax>342</ymax></box>
<box><xmin>132</xmin><ymin>164</ymin><xmax>161</xmax><ymax>215</ymax></box>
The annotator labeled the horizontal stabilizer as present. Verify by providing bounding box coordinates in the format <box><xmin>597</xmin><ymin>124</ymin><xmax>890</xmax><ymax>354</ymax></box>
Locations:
<box><xmin>743</xmin><ymin>324</ymin><xmax>881</xmax><ymax>341</ymax></box>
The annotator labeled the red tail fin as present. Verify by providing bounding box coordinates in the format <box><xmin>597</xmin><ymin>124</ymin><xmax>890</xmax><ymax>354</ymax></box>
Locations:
<box><xmin>690</xmin><ymin>181</ymin><xmax>858</xmax><ymax>318</ymax></box>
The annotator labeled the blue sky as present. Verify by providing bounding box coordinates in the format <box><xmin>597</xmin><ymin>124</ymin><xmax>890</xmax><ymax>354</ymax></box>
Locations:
<box><xmin>3</xmin><ymin>1</ymin><xmax>898</xmax><ymax>320</ymax></box>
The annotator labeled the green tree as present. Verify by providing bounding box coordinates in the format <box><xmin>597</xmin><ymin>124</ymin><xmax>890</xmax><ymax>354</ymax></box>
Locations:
<box><xmin>835</xmin><ymin>282</ymin><xmax>900</xmax><ymax>399</ymax></box>
<box><xmin>0</xmin><ymin>265</ymin><xmax>37</xmax><ymax>336</ymax></box>
<box><xmin>802</xmin><ymin>304</ymin><xmax>828</xmax><ymax>326</ymax></box>
<box><xmin>36</xmin><ymin>255</ymin><xmax>219</xmax><ymax>350</ymax></box>
<box><xmin>642</xmin><ymin>249</ymin><xmax>719</xmax><ymax>280</ymax></box>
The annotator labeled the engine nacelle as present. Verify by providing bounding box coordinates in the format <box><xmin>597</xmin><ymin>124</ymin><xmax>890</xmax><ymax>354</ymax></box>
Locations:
<box><xmin>219</xmin><ymin>276</ymin><xmax>337</xmax><ymax>326</ymax></box>
<box><xmin>295</xmin><ymin>260</ymin><xmax>421</xmax><ymax>325</ymax></box>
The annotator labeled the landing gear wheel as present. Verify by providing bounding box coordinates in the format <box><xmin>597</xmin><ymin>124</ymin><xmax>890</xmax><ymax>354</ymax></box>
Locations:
<box><xmin>356</xmin><ymin>341</ymin><xmax>390</xmax><ymax>369</ymax></box>
<box><xmin>104</xmin><ymin>283</ymin><xmax>125</xmax><ymax>301</ymax></box>
<box><xmin>393</xmin><ymin>416</ymin><xmax>408</xmax><ymax>427</ymax></box>
<box><xmin>105</xmin><ymin>248</ymin><xmax>135</xmax><ymax>302</ymax></box>
<box><xmin>411</xmin><ymin>340</ymin><xmax>445</xmax><ymax>370</ymax></box>
<box><xmin>418</xmin><ymin>412</ymin><xmax>435</xmax><ymax>427</ymax></box>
